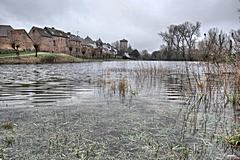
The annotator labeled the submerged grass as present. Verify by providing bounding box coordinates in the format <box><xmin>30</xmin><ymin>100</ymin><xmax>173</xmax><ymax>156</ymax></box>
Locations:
<box><xmin>225</xmin><ymin>133</ymin><xmax>240</xmax><ymax>147</ymax></box>
<box><xmin>176</xmin><ymin>61</ymin><xmax>240</xmax><ymax>158</ymax></box>
<box><xmin>1</xmin><ymin>61</ymin><xmax>240</xmax><ymax>159</ymax></box>
<box><xmin>1</xmin><ymin>121</ymin><xmax>14</xmax><ymax>130</ymax></box>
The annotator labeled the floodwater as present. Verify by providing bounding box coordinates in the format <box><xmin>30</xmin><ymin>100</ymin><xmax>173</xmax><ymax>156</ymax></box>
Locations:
<box><xmin>0</xmin><ymin>62</ymin><xmax>185</xmax><ymax>108</ymax></box>
<box><xmin>0</xmin><ymin>61</ymin><xmax>238</xmax><ymax>159</ymax></box>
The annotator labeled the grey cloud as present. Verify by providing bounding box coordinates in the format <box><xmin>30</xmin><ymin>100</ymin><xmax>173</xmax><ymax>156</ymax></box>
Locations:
<box><xmin>0</xmin><ymin>0</ymin><xmax>239</xmax><ymax>52</ymax></box>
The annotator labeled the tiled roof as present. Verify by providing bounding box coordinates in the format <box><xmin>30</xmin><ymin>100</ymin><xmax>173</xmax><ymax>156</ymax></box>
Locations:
<box><xmin>0</xmin><ymin>25</ymin><xmax>13</xmax><ymax>37</ymax></box>
<box><xmin>84</xmin><ymin>36</ymin><xmax>95</xmax><ymax>44</ymax></box>
<box><xmin>45</xmin><ymin>27</ymin><xmax>68</xmax><ymax>38</ymax></box>
<box><xmin>68</xmin><ymin>34</ymin><xmax>81</xmax><ymax>42</ymax></box>
<box><xmin>31</xmin><ymin>26</ymin><xmax>52</xmax><ymax>38</ymax></box>
<box><xmin>12</xmin><ymin>29</ymin><xmax>33</xmax><ymax>40</ymax></box>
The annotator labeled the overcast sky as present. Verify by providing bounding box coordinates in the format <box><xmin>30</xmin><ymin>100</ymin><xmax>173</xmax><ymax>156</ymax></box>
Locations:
<box><xmin>0</xmin><ymin>0</ymin><xmax>239</xmax><ymax>52</ymax></box>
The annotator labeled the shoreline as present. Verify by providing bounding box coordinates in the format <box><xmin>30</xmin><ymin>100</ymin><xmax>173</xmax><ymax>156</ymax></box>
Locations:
<box><xmin>0</xmin><ymin>52</ymin><xmax>124</xmax><ymax>65</ymax></box>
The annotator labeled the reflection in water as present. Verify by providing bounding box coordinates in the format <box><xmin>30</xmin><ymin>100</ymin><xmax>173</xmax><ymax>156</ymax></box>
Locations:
<box><xmin>0</xmin><ymin>61</ymin><xmax>239</xmax><ymax>159</ymax></box>
<box><xmin>0</xmin><ymin>62</ymin><xmax>185</xmax><ymax>108</ymax></box>
<box><xmin>0</xmin><ymin>64</ymin><xmax>96</xmax><ymax>107</ymax></box>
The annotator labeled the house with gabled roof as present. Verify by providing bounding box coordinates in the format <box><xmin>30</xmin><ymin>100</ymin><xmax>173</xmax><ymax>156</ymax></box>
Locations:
<box><xmin>84</xmin><ymin>36</ymin><xmax>95</xmax><ymax>45</ymax></box>
<box><xmin>44</xmin><ymin>27</ymin><xmax>68</xmax><ymax>53</ymax></box>
<box><xmin>93</xmin><ymin>38</ymin><xmax>104</xmax><ymax>57</ymax></box>
<box><xmin>67</xmin><ymin>32</ymin><xmax>82</xmax><ymax>56</ymax></box>
<box><xmin>0</xmin><ymin>25</ymin><xmax>14</xmax><ymax>50</ymax></box>
<box><xmin>80</xmin><ymin>40</ymin><xmax>94</xmax><ymax>57</ymax></box>
<box><xmin>29</xmin><ymin>26</ymin><xmax>54</xmax><ymax>52</ymax></box>
<box><xmin>10</xmin><ymin>29</ymin><xmax>34</xmax><ymax>51</ymax></box>
<box><xmin>103</xmin><ymin>43</ymin><xmax>117</xmax><ymax>55</ymax></box>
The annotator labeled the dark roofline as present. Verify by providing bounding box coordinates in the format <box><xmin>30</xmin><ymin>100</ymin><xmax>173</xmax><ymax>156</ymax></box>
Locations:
<box><xmin>85</xmin><ymin>36</ymin><xmax>94</xmax><ymax>40</ymax></box>
<box><xmin>31</xmin><ymin>26</ymin><xmax>43</xmax><ymax>30</ymax></box>
<box><xmin>69</xmin><ymin>35</ymin><xmax>82</xmax><ymax>42</ymax></box>
<box><xmin>30</xmin><ymin>26</ymin><xmax>52</xmax><ymax>38</ymax></box>
<box><xmin>0</xmin><ymin>25</ymin><xmax>14</xmax><ymax>37</ymax></box>
<box><xmin>0</xmin><ymin>25</ymin><xmax>14</xmax><ymax>28</ymax></box>
<box><xmin>120</xmin><ymin>39</ymin><xmax>128</xmax><ymax>42</ymax></box>
<box><xmin>84</xmin><ymin>36</ymin><xmax>95</xmax><ymax>44</ymax></box>
<box><xmin>44</xmin><ymin>27</ymin><xmax>68</xmax><ymax>38</ymax></box>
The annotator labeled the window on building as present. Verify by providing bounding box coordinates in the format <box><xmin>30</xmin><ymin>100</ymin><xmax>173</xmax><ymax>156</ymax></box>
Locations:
<box><xmin>53</xmin><ymin>40</ymin><xmax>56</xmax><ymax>46</ymax></box>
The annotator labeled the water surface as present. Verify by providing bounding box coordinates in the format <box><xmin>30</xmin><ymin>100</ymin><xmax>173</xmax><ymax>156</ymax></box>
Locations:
<box><xmin>0</xmin><ymin>61</ymin><xmax>238</xmax><ymax>159</ymax></box>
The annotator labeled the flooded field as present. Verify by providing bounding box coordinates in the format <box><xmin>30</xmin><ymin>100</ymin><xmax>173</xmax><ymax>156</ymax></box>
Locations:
<box><xmin>0</xmin><ymin>61</ymin><xmax>239</xmax><ymax>159</ymax></box>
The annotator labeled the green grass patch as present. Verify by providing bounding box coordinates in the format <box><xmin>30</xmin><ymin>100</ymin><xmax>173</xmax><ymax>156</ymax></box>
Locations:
<box><xmin>0</xmin><ymin>51</ymin><xmax>32</xmax><ymax>58</ymax></box>
<box><xmin>225</xmin><ymin>129</ymin><xmax>240</xmax><ymax>147</ymax></box>
<box><xmin>0</xmin><ymin>52</ymin><xmax>84</xmax><ymax>64</ymax></box>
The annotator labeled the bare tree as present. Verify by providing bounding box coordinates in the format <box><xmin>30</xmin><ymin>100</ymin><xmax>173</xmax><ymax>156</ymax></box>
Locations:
<box><xmin>127</xmin><ymin>43</ymin><xmax>133</xmax><ymax>53</ymax></box>
<box><xmin>31</xmin><ymin>32</ymin><xmax>41</xmax><ymax>57</ymax></box>
<box><xmin>232</xmin><ymin>29</ymin><xmax>240</xmax><ymax>55</ymax></box>
<box><xmin>33</xmin><ymin>42</ymin><xmax>40</xmax><ymax>57</ymax></box>
<box><xmin>170</xmin><ymin>25</ymin><xmax>182</xmax><ymax>53</ymax></box>
<box><xmin>159</xmin><ymin>22</ymin><xmax>201</xmax><ymax>60</ymax></box>
<box><xmin>141</xmin><ymin>49</ymin><xmax>150</xmax><ymax>60</ymax></box>
<box><xmin>198</xmin><ymin>28</ymin><xmax>234</xmax><ymax>61</ymax></box>
<box><xmin>111</xmin><ymin>41</ymin><xmax>120</xmax><ymax>50</ymax></box>
<box><xmin>10</xmin><ymin>33</ymin><xmax>21</xmax><ymax>57</ymax></box>
<box><xmin>178</xmin><ymin>22</ymin><xmax>201</xmax><ymax>59</ymax></box>
<box><xmin>159</xmin><ymin>26</ymin><xmax>176</xmax><ymax>52</ymax></box>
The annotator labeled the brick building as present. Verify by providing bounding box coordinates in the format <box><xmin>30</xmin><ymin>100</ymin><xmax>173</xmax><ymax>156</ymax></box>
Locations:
<box><xmin>95</xmin><ymin>38</ymin><xmax>103</xmax><ymax>57</ymax></box>
<box><xmin>45</xmin><ymin>27</ymin><xmax>68</xmax><ymax>53</ymax></box>
<box><xmin>80</xmin><ymin>36</ymin><xmax>95</xmax><ymax>57</ymax></box>
<box><xmin>67</xmin><ymin>33</ymin><xmax>82</xmax><ymax>56</ymax></box>
<box><xmin>10</xmin><ymin>29</ymin><xmax>34</xmax><ymax>51</ymax></box>
<box><xmin>81</xmin><ymin>42</ymin><xmax>94</xmax><ymax>57</ymax></box>
<box><xmin>0</xmin><ymin>25</ymin><xmax>13</xmax><ymax>50</ymax></box>
<box><xmin>29</xmin><ymin>26</ymin><xmax>54</xmax><ymax>52</ymax></box>
<box><xmin>0</xmin><ymin>24</ymin><xmax>121</xmax><ymax>57</ymax></box>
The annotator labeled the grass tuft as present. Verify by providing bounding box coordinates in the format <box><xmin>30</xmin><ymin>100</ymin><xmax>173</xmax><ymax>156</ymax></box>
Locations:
<box><xmin>225</xmin><ymin>129</ymin><xmax>240</xmax><ymax>147</ymax></box>
<box><xmin>1</xmin><ymin>121</ymin><xmax>14</xmax><ymax>130</ymax></box>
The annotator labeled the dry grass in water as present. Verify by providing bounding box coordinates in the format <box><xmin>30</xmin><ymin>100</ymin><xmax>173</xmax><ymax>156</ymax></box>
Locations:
<box><xmin>1</xmin><ymin>121</ymin><xmax>14</xmax><ymax>130</ymax></box>
<box><xmin>175</xmin><ymin>61</ymin><xmax>240</xmax><ymax>158</ymax></box>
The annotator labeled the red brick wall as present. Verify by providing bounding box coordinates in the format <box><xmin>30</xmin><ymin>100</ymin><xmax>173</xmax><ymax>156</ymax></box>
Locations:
<box><xmin>39</xmin><ymin>37</ymin><xmax>54</xmax><ymax>52</ymax></box>
<box><xmin>29</xmin><ymin>29</ymin><xmax>54</xmax><ymax>52</ymax></box>
<box><xmin>0</xmin><ymin>37</ymin><xmax>12</xmax><ymax>50</ymax></box>
<box><xmin>52</xmin><ymin>37</ymin><xmax>67</xmax><ymax>53</ymax></box>
<box><xmin>10</xmin><ymin>30</ymin><xmax>34</xmax><ymax>51</ymax></box>
<box><xmin>67</xmin><ymin>40</ymin><xmax>81</xmax><ymax>56</ymax></box>
<box><xmin>80</xmin><ymin>44</ymin><xmax>94</xmax><ymax>57</ymax></box>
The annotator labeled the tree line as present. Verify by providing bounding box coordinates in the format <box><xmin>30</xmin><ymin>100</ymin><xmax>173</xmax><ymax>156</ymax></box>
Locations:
<box><xmin>154</xmin><ymin>21</ymin><xmax>240</xmax><ymax>62</ymax></box>
<box><xmin>113</xmin><ymin>21</ymin><xmax>240</xmax><ymax>62</ymax></box>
